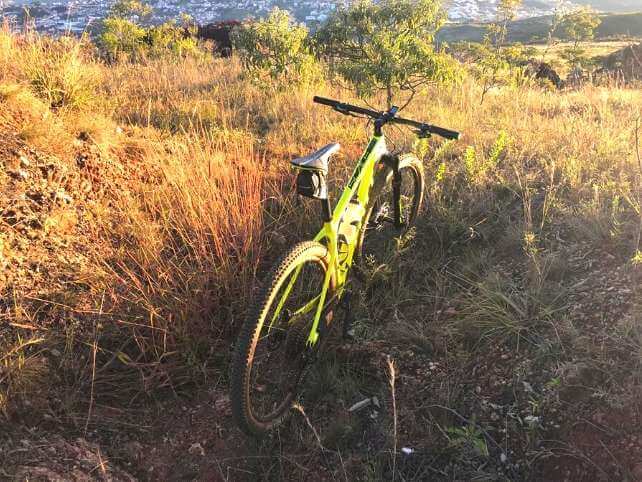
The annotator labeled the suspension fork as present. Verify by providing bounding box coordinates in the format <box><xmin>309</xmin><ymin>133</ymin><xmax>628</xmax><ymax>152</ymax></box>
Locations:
<box><xmin>390</xmin><ymin>154</ymin><xmax>403</xmax><ymax>229</ymax></box>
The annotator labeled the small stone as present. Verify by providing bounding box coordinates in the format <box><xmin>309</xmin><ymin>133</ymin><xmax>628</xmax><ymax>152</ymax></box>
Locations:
<box><xmin>54</xmin><ymin>189</ymin><xmax>72</xmax><ymax>204</ymax></box>
<box><xmin>349</xmin><ymin>398</ymin><xmax>372</xmax><ymax>412</ymax></box>
<box><xmin>188</xmin><ymin>442</ymin><xmax>205</xmax><ymax>456</ymax></box>
<box><xmin>10</xmin><ymin>169</ymin><xmax>29</xmax><ymax>180</ymax></box>
<box><xmin>19</xmin><ymin>155</ymin><xmax>30</xmax><ymax>168</ymax></box>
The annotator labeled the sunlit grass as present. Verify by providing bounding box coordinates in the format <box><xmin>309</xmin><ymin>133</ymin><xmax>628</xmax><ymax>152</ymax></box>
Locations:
<box><xmin>0</xmin><ymin>26</ymin><xmax>640</xmax><ymax>425</ymax></box>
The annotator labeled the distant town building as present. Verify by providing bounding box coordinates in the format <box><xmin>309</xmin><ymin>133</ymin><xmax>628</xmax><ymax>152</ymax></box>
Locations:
<box><xmin>0</xmin><ymin>0</ymin><xmax>583</xmax><ymax>35</ymax></box>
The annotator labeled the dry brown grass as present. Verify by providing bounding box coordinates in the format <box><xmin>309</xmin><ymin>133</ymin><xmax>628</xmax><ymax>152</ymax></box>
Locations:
<box><xmin>0</xmin><ymin>26</ymin><xmax>640</xmax><ymax>469</ymax></box>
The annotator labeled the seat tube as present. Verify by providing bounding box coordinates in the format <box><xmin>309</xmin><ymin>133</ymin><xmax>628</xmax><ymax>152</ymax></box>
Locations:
<box><xmin>320</xmin><ymin>198</ymin><xmax>332</xmax><ymax>223</ymax></box>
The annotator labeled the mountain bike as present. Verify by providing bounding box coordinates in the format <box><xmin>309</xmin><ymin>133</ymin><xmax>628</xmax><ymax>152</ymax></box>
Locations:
<box><xmin>230</xmin><ymin>96</ymin><xmax>460</xmax><ymax>435</ymax></box>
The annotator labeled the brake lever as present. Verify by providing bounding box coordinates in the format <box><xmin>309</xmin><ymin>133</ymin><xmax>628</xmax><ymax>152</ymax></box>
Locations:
<box><xmin>414</xmin><ymin>128</ymin><xmax>432</xmax><ymax>139</ymax></box>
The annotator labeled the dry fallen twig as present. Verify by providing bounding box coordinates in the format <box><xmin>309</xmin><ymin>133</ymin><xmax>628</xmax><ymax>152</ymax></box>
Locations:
<box><xmin>387</xmin><ymin>355</ymin><xmax>398</xmax><ymax>482</ymax></box>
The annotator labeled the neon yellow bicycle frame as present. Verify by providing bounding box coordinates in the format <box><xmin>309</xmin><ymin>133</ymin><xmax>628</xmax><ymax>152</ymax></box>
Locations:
<box><xmin>270</xmin><ymin>134</ymin><xmax>389</xmax><ymax>346</ymax></box>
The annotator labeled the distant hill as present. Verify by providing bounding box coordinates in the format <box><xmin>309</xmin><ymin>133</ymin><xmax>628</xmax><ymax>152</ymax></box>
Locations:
<box><xmin>437</xmin><ymin>12</ymin><xmax>642</xmax><ymax>44</ymax></box>
<box><xmin>577</xmin><ymin>0</ymin><xmax>642</xmax><ymax>12</ymax></box>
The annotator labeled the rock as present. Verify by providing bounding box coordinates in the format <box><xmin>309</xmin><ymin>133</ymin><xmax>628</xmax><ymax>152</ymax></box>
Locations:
<box><xmin>10</xmin><ymin>169</ymin><xmax>29</xmax><ymax>180</ymax></box>
<box><xmin>188</xmin><ymin>442</ymin><xmax>205</xmax><ymax>456</ymax></box>
<box><xmin>19</xmin><ymin>155</ymin><xmax>30</xmax><ymax>168</ymax></box>
<box><xmin>601</xmin><ymin>42</ymin><xmax>642</xmax><ymax>82</ymax></box>
<box><xmin>53</xmin><ymin>189</ymin><xmax>72</xmax><ymax>204</ymax></box>
<box><xmin>349</xmin><ymin>398</ymin><xmax>373</xmax><ymax>412</ymax></box>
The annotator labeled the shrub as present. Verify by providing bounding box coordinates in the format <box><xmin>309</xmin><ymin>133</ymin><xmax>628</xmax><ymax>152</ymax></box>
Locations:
<box><xmin>233</xmin><ymin>8</ymin><xmax>319</xmax><ymax>84</ymax></box>
<box><xmin>316</xmin><ymin>0</ymin><xmax>459</xmax><ymax>107</ymax></box>
<box><xmin>19</xmin><ymin>35</ymin><xmax>99</xmax><ymax>109</ymax></box>
<box><xmin>557</xmin><ymin>8</ymin><xmax>602</xmax><ymax>48</ymax></box>
<box><xmin>146</xmin><ymin>20</ymin><xmax>201</xmax><ymax>59</ymax></box>
<box><xmin>99</xmin><ymin>17</ymin><xmax>147</xmax><ymax>61</ymax></box>
<box><xmin>98</xmin><ymin>2</ymin><xmax>202</xmax><ymax>61</ymax></box>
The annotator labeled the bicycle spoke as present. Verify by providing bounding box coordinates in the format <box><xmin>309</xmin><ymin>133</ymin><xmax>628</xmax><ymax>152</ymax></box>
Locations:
<box><xmin>248</xmin><ymin>255</ymin><xmax>327</xmax><ymax>422</ymax></box>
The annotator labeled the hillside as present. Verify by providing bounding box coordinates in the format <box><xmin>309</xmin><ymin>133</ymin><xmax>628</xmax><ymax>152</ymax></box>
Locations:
<box><xmin>437</xmin><ymin>12</ymin><xmax>642</xmax><ymax>44</ymax></box>
<box><xmin>1</xmin><ymin>25</ymin><xmax>642</xmax><ymax>481</ymax></box>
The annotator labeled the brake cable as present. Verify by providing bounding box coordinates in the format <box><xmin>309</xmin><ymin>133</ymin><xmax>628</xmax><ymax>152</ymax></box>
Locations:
<box><xmin>333</xmin><ymin>106</ymin><xmax>370</xmax><ymax>119</ymax></box>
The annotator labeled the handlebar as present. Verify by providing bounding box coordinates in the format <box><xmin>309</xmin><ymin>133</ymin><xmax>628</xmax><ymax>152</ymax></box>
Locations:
<box><xmin>313</xmin><ymin>96</ymin><xmax>461</xmax><ymax>141</ymax></box>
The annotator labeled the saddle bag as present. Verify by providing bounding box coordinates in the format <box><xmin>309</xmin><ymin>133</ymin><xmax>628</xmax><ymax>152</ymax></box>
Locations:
<box><xmin>296</xmin><ymin>169</ymin><xmax>328</xmax><ymax>200</ymax></box>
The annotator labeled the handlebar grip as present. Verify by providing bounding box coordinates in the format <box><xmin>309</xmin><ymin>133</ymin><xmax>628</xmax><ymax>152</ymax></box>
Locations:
<box><xmin>313</xmin><ymin>96</ymin><xmax>339</xmax><ymax>107</ymax></box>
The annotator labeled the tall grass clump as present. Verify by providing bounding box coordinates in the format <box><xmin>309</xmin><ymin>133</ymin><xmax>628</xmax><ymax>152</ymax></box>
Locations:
<box><xmin>0</xmin><ymin>22</ymin><xmax>15</xmax><ymax>77</ymax></box>
<box><xmin>109</xmin><ymin>132</ymin><xmax>266</xmax><ymax>355</ymax></box>
<box><xmin>19</xmin><ymin>35</ymin><xmax>99</xmax><ymax>109</ymax></box>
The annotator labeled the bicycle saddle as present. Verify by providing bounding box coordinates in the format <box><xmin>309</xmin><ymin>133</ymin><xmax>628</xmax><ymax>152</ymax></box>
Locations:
<box><xmin>291</xmin><ymin>143</ymin><xmax>340</xmax><ymax>175</ymax></box>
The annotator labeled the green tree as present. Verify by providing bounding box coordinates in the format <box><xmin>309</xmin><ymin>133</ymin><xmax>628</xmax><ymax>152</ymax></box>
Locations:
<box><xmin>146</xmin><ymin>16</ymin><xmax>200</xmax><ymax>59</ymax></box>
<box><xmin>98</xmin><ymin>1</ymin><xmax>152</xmax><ymax>60</ymax></box>
<box><xmin>99</xmin><ymin>16</ymin><xmax>147</xmax><ymax>60</ymax></box>
<box><xmin>470</xmin><ymin>0</ymin><xmax>523</xmax><ymax>103</ymax></box>
<box><xmin>233</xmin><ymin>8</ymin><xmax>318</xmax><ymax>84</ymax></box>
<box><xmin>559</xmin><ymin>8</ymin><xmax>601</xmax><ymax>49</ymax></box>
<box><xmin>557</xmin><ymin>8</ymin><xmax>601</xmax><ymax>70</ymax></box>
<box><xmin>109</xmin><ymin>0</ymin><xmax>153</xmax><ymax>21</ymax></box>
<box><xmin>99</xmin><ymin>2</ymin><xmax>201</xmax><ymax>61</ymax></box>
<box><xmin>315</xmin><ymin>0</ymin><xmax>459</xmax><ymax>108</ymax></box>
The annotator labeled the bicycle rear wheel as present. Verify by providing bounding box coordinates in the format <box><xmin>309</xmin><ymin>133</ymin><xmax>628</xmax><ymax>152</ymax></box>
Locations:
<box><xmin>230</xmin><ymin>241</ymin><xmax>334</xmax><ymax>435</ymax></box>
<box><xmin>355</xmin><ymin>154</ymin><xmax>424</xmax><ymax>272</ymax></box>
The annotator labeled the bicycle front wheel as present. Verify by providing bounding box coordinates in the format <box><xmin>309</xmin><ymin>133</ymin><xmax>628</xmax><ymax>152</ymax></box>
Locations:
<box><xmin>230</xmin><ymin>241</ymin><xmax>335</xmax><ymax>435</ymax></box>
<box><xmin>355</xmin><ymin>154</ymin><xmax>424</xmax><ymax>272</ymax></box>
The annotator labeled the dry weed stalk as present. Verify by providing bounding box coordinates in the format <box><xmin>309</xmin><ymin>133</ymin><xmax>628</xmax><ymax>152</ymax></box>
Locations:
<box><xmin>386</xmin><ymin>355</ymin><xmax>398</xmax><ymax>482</ymax></box>
<box><xmin>293</xmin><ymin>402</ymin><xmax>325</xmax><ymax>452</ymax></box>
<box><xmin>634</xmin><ymin>117</ymin><xmax>642</xmax><ymax>258</ymax></box>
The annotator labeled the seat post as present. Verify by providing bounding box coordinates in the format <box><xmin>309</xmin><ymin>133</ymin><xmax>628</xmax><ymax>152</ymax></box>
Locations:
<box><xmin>320</xmin><ymin>198</ymin><xmax>332</xmax><ymax>223</ymax></box>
